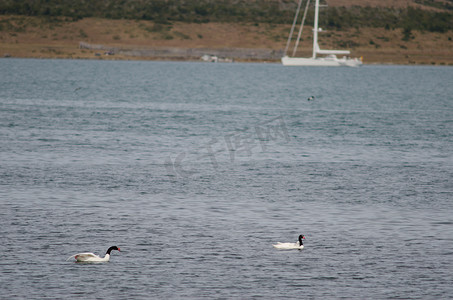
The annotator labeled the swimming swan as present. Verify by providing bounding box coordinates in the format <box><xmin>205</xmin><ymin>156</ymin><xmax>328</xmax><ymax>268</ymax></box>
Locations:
<box><xmin>67</xmin><ymin>246</ymin><xmax>120</xmax><ymax>262</ymax></box>
<box><xmin>273</xmin><ymin>235</ymin><xmax>305</xmax><ymax>250</ymax></box>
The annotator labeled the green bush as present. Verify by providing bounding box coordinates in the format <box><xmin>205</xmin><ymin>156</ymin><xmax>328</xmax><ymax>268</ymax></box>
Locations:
<box><xmin>0</xmin><ymin>0</ymin><xmax>451</xmax><ymax>33</ymax></box>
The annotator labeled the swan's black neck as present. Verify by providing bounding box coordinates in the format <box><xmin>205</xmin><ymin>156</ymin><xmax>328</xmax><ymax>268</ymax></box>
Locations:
<box><xmin>106</xmin><ymin>246</ymin><xmax>119</xmax><ymax>255</ymax></box>
<box><xmin>298</xmin><ymin>235</ymin><xmax>304</xmax><ymax>246</ymax></box>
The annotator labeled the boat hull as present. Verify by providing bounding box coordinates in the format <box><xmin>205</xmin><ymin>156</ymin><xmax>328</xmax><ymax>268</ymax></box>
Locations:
<box><xmin>281</xmin><ymin>56</ymin><xmax>362</xmax><ymax>67</ymax></box>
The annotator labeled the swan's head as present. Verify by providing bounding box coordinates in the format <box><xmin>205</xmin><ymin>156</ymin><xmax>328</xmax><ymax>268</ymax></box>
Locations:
<box><xmin>106</xmin><ymin>246</ymin><xmax>121</xmax><ymax>254</ymax></box>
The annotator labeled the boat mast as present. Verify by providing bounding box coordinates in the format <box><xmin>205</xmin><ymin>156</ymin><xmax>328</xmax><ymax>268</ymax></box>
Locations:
<box><xmin>284</xmin><ymin>0</ymin><xmax>303</xmax><ymax>57</ymax></box>
<box><xmin>312</xmin><ymin>0</ymin><xmax>319</xmax><ymax>58</ymax></box>
<box><xmin>292</xmin><ymin>0</ymin><xmax>311</xmax><ymax>57</ymax></box>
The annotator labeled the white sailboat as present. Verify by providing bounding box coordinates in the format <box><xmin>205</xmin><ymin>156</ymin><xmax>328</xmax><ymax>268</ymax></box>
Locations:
<box><xmin>281</xmin><ymin>0</ymin><xmax>362</xmax><ymax>67</ymax></box>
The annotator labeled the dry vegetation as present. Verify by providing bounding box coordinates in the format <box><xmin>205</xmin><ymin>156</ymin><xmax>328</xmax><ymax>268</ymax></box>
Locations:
<box><xmin>328</xmin><ymin>0</ymin><xmax>451</xmax><ymax>10</ymax></box>
<box><xmin>328</xmin><ymin>0</ymin><xmax>426</xmax><ymax>9</ymax></box>
<box><xmin>1</xmin><ymin>15</ymin><xmax>452</xmax><ymax>64</ymax></box>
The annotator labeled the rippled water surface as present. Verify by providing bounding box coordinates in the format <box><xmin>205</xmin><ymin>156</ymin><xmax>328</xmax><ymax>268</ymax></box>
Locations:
<box><xmin>1</xmin><ymin>59</ymin><xmax>452</xmax><ymax>299</ymax></box>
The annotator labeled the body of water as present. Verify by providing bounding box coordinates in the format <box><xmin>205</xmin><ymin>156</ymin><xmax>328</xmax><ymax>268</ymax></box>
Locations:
<box><xmin>1</xmin><ymin>59</ymin><xmax>452</xmax><ymax>299</ymax></box>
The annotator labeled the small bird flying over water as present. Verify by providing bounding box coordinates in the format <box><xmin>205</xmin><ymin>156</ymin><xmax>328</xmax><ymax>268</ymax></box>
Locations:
<box><xmin>67</xmin><ymin>246</ymin><xmax>120</xmax><ymax>263</ymax></box>
<box><xmin>273</xmin><ymin>235</ymin><xmax>305</xmax><ymax>250</ymax></box>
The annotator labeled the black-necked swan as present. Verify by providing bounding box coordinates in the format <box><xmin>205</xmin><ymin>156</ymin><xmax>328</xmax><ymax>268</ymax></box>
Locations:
<box><xmin>273</xmin><ymin>235</ymin><xmax>305</xmax><ymax>250</ymax></box>
<box><xmin>67</xmin><ymin>246</ymin><xmax>120</xmax><ymax>262</ymax></box>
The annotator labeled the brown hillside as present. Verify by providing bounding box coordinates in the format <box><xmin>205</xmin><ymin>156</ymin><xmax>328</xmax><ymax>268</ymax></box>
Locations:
<box><xmin>1</xmin><ymin>15</ymin><xmax>452</xmax><ymax>65</ymax></box>
<box><xmin>326</xmin><ymin>0</ymin><xmax>449</xmax><ymax>10</ymax></box>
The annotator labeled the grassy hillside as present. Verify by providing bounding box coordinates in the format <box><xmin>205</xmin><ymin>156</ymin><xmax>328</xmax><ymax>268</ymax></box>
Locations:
<box><xmin>1</xmin><ymin>15</ymin><xmax>452</xmax><ymax>65</ymax></box>
<box><xmin>327</xmin><ymin>0</ymin><xmax>453</xmax><ymax>10</ymax></box>
<box><xmin>1</xmin><ymin>0</ymin><xmax>452</xmax><ymax>31</ymax></box>
<box><xmin>1</xmin><ymin>0</ymin><xmax>452</xmax><ymax>64</ymax></box>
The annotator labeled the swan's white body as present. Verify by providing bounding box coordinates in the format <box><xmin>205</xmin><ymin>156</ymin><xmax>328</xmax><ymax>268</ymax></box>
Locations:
<box><xmin>67</xmin><ymin>252</ymin><xmax>111</xmax><ymax>262</ymax></box>
<box><xmin>67</xmin><ymin>246</ymin><xmax>120</xmax><ymax>263</ymax></box>
<box><xmin>273</xmin><ymin>235</ymin><xmax>305</xmax><ymax>250</ymax></box>
<box><xmin>273</xmin><ymin>242</ymin><xmax>304</xmax><ymax>250</ymax></box>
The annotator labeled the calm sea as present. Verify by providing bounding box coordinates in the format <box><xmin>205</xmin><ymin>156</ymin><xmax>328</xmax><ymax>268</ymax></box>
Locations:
<box><xmin>1</xmin><ymin>59</ymin><xmax>452</xmax><ymax>299</ymax></box>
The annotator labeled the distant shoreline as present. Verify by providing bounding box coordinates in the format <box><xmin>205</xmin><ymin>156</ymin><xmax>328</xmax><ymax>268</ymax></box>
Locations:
<box><xmin>1</xmin><ymin>16</ymin><xmax>452</xmax><ymax>65</ymax></box>
<box><xmin>3</xmin><ymin>56</ymin><xmax>452</xmax><ymax>67</ymax></box>
<box><xmin>3</xmin><ymin>47</ymin><xmax>452</xmax><ymax>66</ymax></box>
